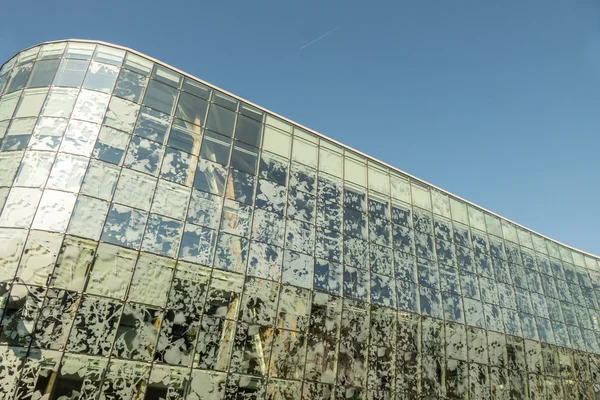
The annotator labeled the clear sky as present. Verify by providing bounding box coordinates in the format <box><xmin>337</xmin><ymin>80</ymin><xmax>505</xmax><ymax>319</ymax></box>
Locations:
<box><xmin>2</xmin><ymin>1</ymin><xmax>600</xmax><ymax>255</ymax></box>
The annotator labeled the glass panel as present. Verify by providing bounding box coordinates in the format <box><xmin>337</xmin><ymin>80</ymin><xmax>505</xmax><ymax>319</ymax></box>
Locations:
<box><xmin>80</xmin><ymin>159</ymin><xmax>120</xmax><ymax>200</ymax></box>
<box><xmin>280</xmin><ymin>250</ymin><xmax>312</xmax><ymax>289</ymax></box>
<box><xmin>212</xmin><ymin>92</ymin><xmax>238</xmax><ymax>110</ymax></box>
<box><xmin>93</xmin><ymin>45</ymin><xmax>125</xmax><ymax>66</ymax></box>
<box><xmin>239</xmin><ymin>103</ymin><xmax>263</xmax><ymax>121</ymax></box>
<box><xmin>37</xmin><ymin>42</ymin><xmax>66</xmax><ymax>60</ymax></box>
<box><xmin>1</xmin><ymin>117</ymin><xmax>36</xmax><ymax>150</ymax></box>
<box><xmin>226</xmin><ymin>169</ymin><xmax>256</xmax><ymax>205</ymax></box>
<box><xmin>17</xmin><ymin>47</ymin><xmax>40</xmax><ymax>64</ymax></box>
<box><xmin>214</xmin><ymin>232</ymin><xmax>249</xmax><ymax>273</ymax></box>
<box><xmin>0</xmin><ymin>187</ymin><xmax>42</xmax><ymax>228</ymax></box>
<box><xmin>220</xmin><ymin>199</ymin><xmax>252</xmax><ymax>237</ymax></box>
<box><xmin>128</xmin><ymin>253</ymin><xmax>175</xmax><ymax>307</ymax></box>
<box><xmin>0</xmin><ymin>284</ymin><xmax>46</xmax><ymax>346</ymax></box>
<box><xmin>60</xmin><ymin>119</ymin><xmax>101</xmax><ymax>157</ymax></box>
<box><xmin>201</xmin><ymin>130</ymin><xmax>231</xmax><ymax>165</ymax></box>
<box><xmin>51</xmin><ymin>354</ymin><xmax>106</xmax><ymax>398</ymax></box>
<box><xmin>133</xmin><ymin>106</ymin><xmax>171</xmax><ymax>143</ymax></box>
<box><xmin>168</xmin><ymin>118</ymin><xmax>201</xmax><ymax>155</ymax></box>
<box><xmin>206</xmin><ymin>104</ymin><xmax>236</xmax><ymax>137</ymax></box>
<box><xmin>13</xmin><ymin>88</ymin><xmax>47</xmax><ymax>118</ymax></box>
<box><xmin>101</xmin><ymin>204</ymin><xmax>148</xmax><ymax>249</ymax></box>
<box><xmin>235</xmin><ymin>115</ymin><xmax>262</xmax><ymax>147</ymax></box>
<box><xmin>411</xmin><ymin>183</ymin><xmax>431</xmax><ymax>210</ymax></box>
<box><xmin>0</xmin><ymin>188</ymin><xmax>8</xmax><ymax>212</ymax></box>
<box><xmin>0</xmin><ymin>91</ymin><xmax>20</xmax><ymax>120</ymax></box>
<box><xmin>103</xmin><ymin>96</ymin><xmax>140</xmax><ymax>132</ymax></box>
<box><xmin>71</xmin><ymin>89</ymin><xmax>111</xmax><ymax>124</ymax></box>
<box><xmin>31</xmin><ymin>189</ymin><xmax>77</xmax><ymax>232</ymax></box>
<box><xmin>0</xmin><ymin>228</ymin><xmax>27</xmax><ymax>280</ymax></box>
<box><xmin>152</xmin><ymin>64</ymin><xmax>182</xmax><ymax>87</ymax></box>
<box><xmin>47</xmin><ymin>236</ymin><xmax>95</xmax><ymax>292</ymax></box>
<box><xmin>160</xmin><ymin>147</ymin><xmax>197</xmax><ymax>186</ymax></box>
<box><xmin>175</xmin><ymin>91</ymin><xmax>208</xmax><ymax>125</ymax></box>
<box><xmin>14</xmin><ymin>150</ymin><xmax>55</xmax><ymax>188</ymax></box>
<box><xmin>368</xmin><ymin>164</ymin><xmax>389</xmax><ymax>194</ymax></box>
<box><xmin>182</xmin><ymin>77</ymin><xmax>211</xmax><ymax>99</ymax></box>
<box><xmin>92</xmin><ymin>126</ymin><xmax>131</xmax><ymax>165</ymax></box>
<box><xmin>67</xmin><ymin>195</ymin><xmax>110</xmax><ymax>240</ymax></box>
<box><xmin>113</xmin><ymin>168</ymin><xmax>157</xmax><ymax>211</ymax></box>
<box><xmin>292</xmin><ymin>135</ymin><xmax>318</xmax><ymax>168</ymax></box>
<box><xmin>123</xmin><ymin>52</ymin><xmax>153</xmax><ymax>75</ymax></box>
<box><xmin>100</xmin><ymin>360</ymin><xmax>149</xmax><ymax>398</ymax></box>
<box><xmin>344</xmin><ymin>154</ymin><xmax>365</xmax><ymax>187</ymax></box>
<box><xmin>29</xmin><ymin>117</ymin><xmax>68</xmax><ymax>150</ymax></box>
<box><xmin>86</xmin><ymin>243</ymin><xmax>137</xmax><ymax>298</ymax></box>
<box><xmin>124</xmin><ymin>135</ymin><xmax>165</xmax><ymax>176</ymax></box>
<box><xmin>450</xmin><ymin>197</ymin><xmax>469</xmax><ymax>224</ymax></box>
<box><xmin>230</xmin><ymin>141</ymin><xmax>258</xmax><ymax>174</ymax></box>
<box><xmin>114</xmin><ymin>68</ymin><xmax>148</xmax><ymax>103</ymax></box>
<box><xmin>17</xmin><ymin>230</ymin><xmax>62</xmax><ymax>285</ymax></box>
<box><xmin>67</xmin><ymin>295</ymin><xmax>122</xmax><ymax>356</ymax></box>
<box><xmin>143</xmin><ymin>79</ymin><xmax>179</xmax><ymax>114</ymax></box>
<box><xmin>46</xmin><ymin>153</ymin><xmax>88</xmax><ymax>192</ymax></box>
<box><xmin>260</xmin><ymin>152</ymin><xmax>288</xmax><ymax>185</ymax></box>
<box><xmin>53</xmin><ymin>58</ymin><xmax>89</xmax><ymax>87</ymax></box>
<box><xmin>0</xmin><ymin>120</ymin><xmax>7</xmax><ymax>145</ymax></box>
<box><xmin>187</xmin><ymin>189</ymin><xmax>222</xmax><ymax>229</ymax></box>
<box><xmin>82</xmin><ymin>61</ymin><xmax>119</xmax><ymax>93</ymax></box>
<box><xmin>152</xmin><ymin>179</ymin><xmax>190</xmax><ymax>220</ymax></box>
<box><xmin>64</xmin><ymin>42</ymin><xmax>95</xmax><ymax>59</ymax></box>
<box><xmin>179</xmin><ymin>223</ymin><xmax>217</xmax><ymax>265</ymax></box>
<box><xmin>0</xmin><ymin>70</ymin><xmax>9</xmax><ymax>96</ymax></box>
<box><xmin>6</xmin><ymin>63</ymin><xmax>33</xmax><ymax>93</ymax></box>
<box><xmin>41</xmin><ymin>87</ymin><xmax>79</xmax><ymax>118</ymax></box>
<box><xmin>193</xmin><ymin>158</ymin><xmax>227</xmax><ymax>195</ymax></box>
<box><xmin>112</xmin><ymin>303</ymin><xmax>161</xmax><ymax>361</ymax></box>
<box><xmin>34</xmin><ymin>289</ymin><xmax>80</xmax><ymax>350</ymax></box>
<box><xmin>319</xmin><ymin>146</ymin><xmax>343</xmax><ymax>177</ymax></box>
<box><xmin>147</xmin><ymin>365</ymin><xmax>189</xmax><ymax>397</ymax></box>
<box><xmin>141</xmin><ymin>213</ymin><xmax>184</xmax><ymax>257</ymax></box>
<box><xmin>26</xmin><ymin>59</ymin><xmax>60</xmax><ymax>87</ymax></box>
<box><xmin>0</xmin><ymin>151</ymin><xmax>23</xmax><ymax>186</ymax></box>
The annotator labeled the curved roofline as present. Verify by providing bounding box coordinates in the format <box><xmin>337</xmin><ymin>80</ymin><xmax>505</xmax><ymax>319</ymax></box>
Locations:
<box><xmin>6</xmin><ymin>38</ymin><xmax>599</xmax><ymax>263</ymax></box>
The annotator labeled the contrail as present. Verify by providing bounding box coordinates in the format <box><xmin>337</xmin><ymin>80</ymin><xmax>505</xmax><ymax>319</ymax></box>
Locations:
<box><xmin>300</xmin><ymin>27</ymin><xmax>340</xmax><ymax>50</ymax></box>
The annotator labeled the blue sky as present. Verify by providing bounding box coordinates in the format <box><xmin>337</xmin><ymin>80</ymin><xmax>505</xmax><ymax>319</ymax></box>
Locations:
<box><xmin>2</xmin><ymin>1</ymin><xmax>600</xmax><ymax>255</ymax></box>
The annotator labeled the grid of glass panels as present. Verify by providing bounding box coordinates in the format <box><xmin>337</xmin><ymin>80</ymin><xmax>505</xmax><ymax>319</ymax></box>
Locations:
<box><xmin>0</xmin><ymin>40</ymin><xmax>600</xmax><ymax>399</ymax></box>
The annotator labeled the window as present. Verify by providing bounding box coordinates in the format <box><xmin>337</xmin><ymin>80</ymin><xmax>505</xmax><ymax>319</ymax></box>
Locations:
<box><xmin>14</xmin><ymin>88</ymin><xmax>48</xmax><ymax>118</ymax></box>
<box><xmin>143</xmin><ymin>79</ymin><xmax>178</xmax><ymax>114</ymax></box>
<box><xmin>83</xmin><ymin>61</ymin><xmax>119</xmax><ymax>93</ymax></box>
<box><xmin>114</xmin><ymin>68</ymin><xmax>148</xmax><ymax>103</ymax></box>
<box><xmin>206</xmin><ymin>104</ymin><xmax>235</xmax><ymax>137</ymax></box>
<box><xmin>26</xmin><ymin>59</ymin><xmax>60</xmax><ymax>87</ymax></box>
<box><xmin>101</xmin><ymin>204</ymin><xmax>148</xmax><ymax>249</ymax></box>
<box><xmin>6</xmin><ymin>63</ymin><xmax>33</xmax><ymax>93</ymax></box>
<box><xmin>53</xmin><ymin>59</ymin><xmax>89</xmax><ymax>87</ymax></box>
<box><xmin>200</xmin><ymin>130</ymin><xmax>231</xmax><ymax>165</ymax></box>
<box><xmin>230</xmin><ymin>141</ymin><xmax>258</xmax><ymax>174</ymax></box>
<box><xmin>167</xmin><ymin>118</ymin><xmax>201</xmax><ymax>155</ymax></box>
<box><xmin>175</xmin><ymin>92</ymin><xmax>208</xmax><ymax>125</ymax></box>
<box><xmin>235</xmin><ymin>115</ymin><xmax>262</xmax><ymax>147</ymax></box>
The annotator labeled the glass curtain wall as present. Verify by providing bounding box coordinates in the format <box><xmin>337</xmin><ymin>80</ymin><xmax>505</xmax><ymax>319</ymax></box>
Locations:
<box><xmin>0</xmin><ymin>40</ymin><xmax>600</xmax><ymax>399</ymax></box>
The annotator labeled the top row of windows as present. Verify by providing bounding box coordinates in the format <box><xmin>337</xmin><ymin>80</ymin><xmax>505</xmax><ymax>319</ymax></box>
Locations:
<box><xmin>1</xmin><ymin>41</ymin><xmax>598</xmax><ymax>270</ymax></box>
<box><xmin>0</xmin><ymin>42</ymin><xmax>263</xmax><ymax>116</ymax></box>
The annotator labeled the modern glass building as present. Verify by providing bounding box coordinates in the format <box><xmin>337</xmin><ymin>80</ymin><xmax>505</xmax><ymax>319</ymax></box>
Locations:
<box><xmin>0</xmin><ymin>39</ymin><xmax>600</xmax><ymax>399</ymax></box>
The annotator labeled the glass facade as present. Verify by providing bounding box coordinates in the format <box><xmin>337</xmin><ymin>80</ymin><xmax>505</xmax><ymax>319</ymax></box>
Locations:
<box><xmin>0</xmin><ymin>40</ymin><xmax>599</xmax><ymax>399</ymax></box>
